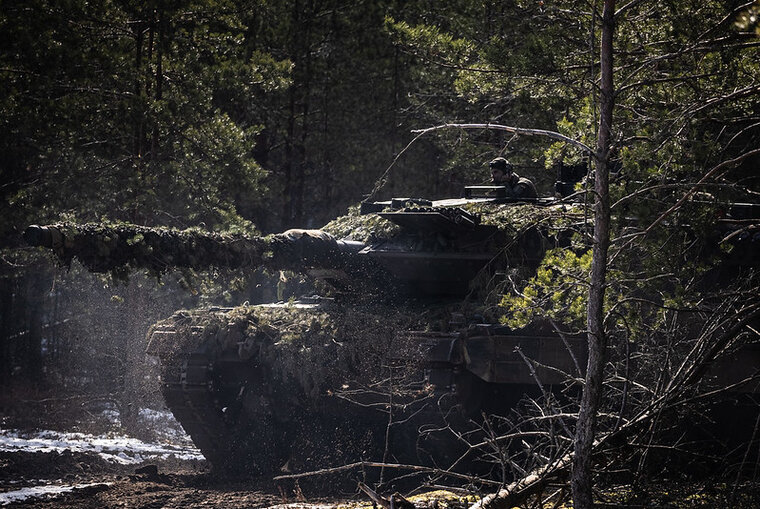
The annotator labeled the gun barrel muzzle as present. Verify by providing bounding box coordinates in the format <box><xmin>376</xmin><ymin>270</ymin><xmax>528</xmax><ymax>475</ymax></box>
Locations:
<box><xmin>23</xmin><ymin>225</ymin><xmax>54</xmax><ymax>248</ymax></box>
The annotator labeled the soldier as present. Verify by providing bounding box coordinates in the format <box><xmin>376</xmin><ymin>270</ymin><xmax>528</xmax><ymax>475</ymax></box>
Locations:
<box><xmin>489</xmin><ymin>157</ymin><xmax>538</xmax><ymax>199</ymax></box>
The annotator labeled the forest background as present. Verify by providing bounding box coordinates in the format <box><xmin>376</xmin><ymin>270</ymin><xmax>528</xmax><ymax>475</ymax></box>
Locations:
<box><xmin>1</xmin><ymin>0</ymin><xmax>759</xmax><ymax>498</ymax></box>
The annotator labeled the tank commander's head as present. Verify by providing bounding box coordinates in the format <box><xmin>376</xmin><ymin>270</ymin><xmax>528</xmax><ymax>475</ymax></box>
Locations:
<box><xmin>489</xmin><ymin>157</ymin><xmax>513</xmax><ymax>185</ymax></box>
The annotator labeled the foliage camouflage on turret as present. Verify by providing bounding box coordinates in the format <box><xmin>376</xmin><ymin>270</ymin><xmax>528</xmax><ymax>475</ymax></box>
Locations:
<box><xmin>321</xmin><ymin>201</ymin><xmax>585</xmax><ymax>242</ymax></box>
<box><xmin>467</xmin><ymin>202</ymin><xmax>585</xmax><ymax>232</ymax></box>
<box><xmin>321</xmin><ymin>207</ymin><xmax>401</xmax><ymax>243</ymax></box>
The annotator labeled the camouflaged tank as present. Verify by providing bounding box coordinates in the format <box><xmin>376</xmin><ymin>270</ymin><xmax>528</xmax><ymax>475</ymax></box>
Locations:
<box><xmin>23</xmin><ymin>172</ymin><xmax>760</xmax><ymax>478</ymax></box>
<box><xmin>20</xmin><ymin>185</ymin><xmax>609</xmax><ymax>476</ymax></box>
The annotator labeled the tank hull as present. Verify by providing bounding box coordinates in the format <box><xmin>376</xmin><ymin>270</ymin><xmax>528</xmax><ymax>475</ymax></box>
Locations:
<box><xmin>146</xmin><ymin>301</ymin><xmax>437</xmax><ymax>474</ymax></box>
<box><xmin>145</xmin><ymin>301</ymin><xmax>595</xmax><ymax>476</ymax></box>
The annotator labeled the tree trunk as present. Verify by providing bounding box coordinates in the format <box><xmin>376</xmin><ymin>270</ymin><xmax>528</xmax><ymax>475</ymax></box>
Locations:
<box><xmin>120</xmin><ymin>282</ymin><xmax>145</xmax><ymax>434</ymax></box>
<box><xmin>284</xmin><ymin>85</ymin><xmax>296</xmax><ymax>227</ymax></box>
<box><xmin>24</xmin><ymin>274</ymin><xmax>46</xmax><ymax>386</ymax></box>
<box><xmin>571</xmin><ymin>0</ymin><xmax>615</xmax><ymax>507</ymax></box>
<box><xmin>283</xmin><ymin>0</ymin><xmax>302</xmax><ymax>228</ymax></box>
<box><xmin>0</xmin><ymin>276</ymin><xmax>12</xmax><ymax>386</ymax></box>
<box><xmin>151</xmin><ymin>6</ymin><xmax>164</xmax><ymax>161</ymax></box>
<box><xmin>134</xmin><ymin>21</ymin><xmax>144</xmax><ymax>160</ymax></box>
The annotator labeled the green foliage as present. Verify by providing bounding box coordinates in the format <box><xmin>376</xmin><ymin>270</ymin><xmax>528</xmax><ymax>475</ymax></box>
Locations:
<box><xmin>384</xmin><ymin>17</ymin><xmax>475</xmax><ymax>68</ymax></box>
<box><xmin>0</xmin><ymin>0</ymin><xmax>281</xmax><ymax>235</ymax></box>
<box><xmin>500</xmin><ymin>247</ymin><xmax>591</xmax><ymax>329</ymax></box>
<box><xmin>466</xmin><ymin>202</ymin><xmax>584</xmax><ymax>233</ymax></box>
<box><xmin>543</xmin><ymin>97</ymin><xmax>596</xmax><ymax>168</ymax></box>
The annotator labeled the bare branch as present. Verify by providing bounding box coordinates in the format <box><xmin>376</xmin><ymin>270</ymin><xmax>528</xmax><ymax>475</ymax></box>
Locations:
<box><xmin>685</xmin><ymin>83</ymin><xmax>760</xmax><ymax>117</ymax></box>
<box><xmin>363</xmin><ymin>130</ymin><xmax>429</xmax><ymax>203</ymax></box>
<box><xmin>468</xmin><ymin>452</ymin><xmax>575</xmax><ymax>509</ymax></box>
<box><xmin>641</xmin><ymin>148</ymin><xmax>760</xmax><ymax>237</ymax></box>
<box><xmin>273</xmin><ymin>460</ymin><xmax>502</xmax><ymax>486</ymax></box>
<box><xmin>410</xmin><ymin>123</ymin><xmax>595</xmax><ymax>158</ymax></box>
<box><xmin>614</xmin><ymin>0</ymin><xmax>648</xmax><ymax>17</ymax></box>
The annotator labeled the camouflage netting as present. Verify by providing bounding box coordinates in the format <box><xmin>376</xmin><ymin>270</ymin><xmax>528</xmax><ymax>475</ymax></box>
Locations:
<box><xmin>463</xmin><ymin>202</ymin><xmax>586</xmax><ymax>234</ymax></box>
<box><xmin>466</xmin><ymin>202</ymin><xmax>587</xmax><ymax>272</ymax></box>
<box><xmin>322</xmin><ymin>202</ymin><xmax>585</xmax><ymax>243</ymax></box>
<box><xmin>26</xmin><ymin>222</ymin><xmax>369</xmax><ymax>279</ymax></box>
<box><xmin>29</xmin><ymin>222</ymin><xmax>273</xmax><ymax>275</ymax></box>
<box><xmin>321</xmin><ymin>206</ymin><xmax>401</xmax><ymax>242</ymax></box>
<box><xmin>148</xmin><ymin>300</ymin><xmax>440</xmax><ymax>405</ymax></box>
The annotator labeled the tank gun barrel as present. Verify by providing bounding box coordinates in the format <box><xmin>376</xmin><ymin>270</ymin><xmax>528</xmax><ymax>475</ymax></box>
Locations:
<box><xmin>24</xmin><ymin>223</ymin><xmax>371</xmax><ymax>277</ymax></box>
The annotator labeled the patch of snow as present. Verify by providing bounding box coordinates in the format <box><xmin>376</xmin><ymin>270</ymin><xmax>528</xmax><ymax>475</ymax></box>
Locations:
<box><xmin>138</xmin><ymin>407</ymin><xmax>166</xmax><ymax>421</ymax></box>
<box><xmin>259</xmin><ymin>302</ymin><xmax>321</xmax><ymax>309</ymax></box>
<box><xmin>0</xmin><ymin>482</ymin><xmax>111</xmax><ymax>506</ymax></box>
<box><xmin>92</xmin><ymin>406</ymin><xmax>195</xmax><ymax>446</ymax></box>
<box><xmin>0</xmin><ymin>429</ymin><xmax>204</xmax><ymax>464</ymax></box>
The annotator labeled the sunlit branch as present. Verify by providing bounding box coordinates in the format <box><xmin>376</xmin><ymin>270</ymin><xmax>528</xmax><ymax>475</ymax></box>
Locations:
<box><xmin>411</xmin><ymin>123</ymin><xmax>595</xmax><ymax>158</ymax></box>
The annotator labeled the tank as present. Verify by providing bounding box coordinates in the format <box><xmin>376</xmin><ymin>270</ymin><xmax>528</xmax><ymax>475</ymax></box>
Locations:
<box><xmin>22</xmin><ymin>182</ymin><xmax>760</xmax><ymax>478</ymax></box>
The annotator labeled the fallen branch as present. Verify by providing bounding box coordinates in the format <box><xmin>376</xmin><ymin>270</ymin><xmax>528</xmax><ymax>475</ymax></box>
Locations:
<box><xmin>272</xmin><ymin>461</ymin><xmax>502</xmax><ymax>487</ymax></box>
<box><xmin>468</xmin><ymin>451</ymin><xmax>574</xmax><ymax>509</ymax></box>
<box><xmin>359</xmin><ymin>482</ymin><xmax>391</xmax><ymax>508</ymax></box>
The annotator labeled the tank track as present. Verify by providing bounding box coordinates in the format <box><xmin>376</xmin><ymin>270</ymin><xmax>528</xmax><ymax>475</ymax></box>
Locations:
<box><xmin>159</xmin><ymin>340</ymin><xmax>285</xmax><ymax>474</ymax></box>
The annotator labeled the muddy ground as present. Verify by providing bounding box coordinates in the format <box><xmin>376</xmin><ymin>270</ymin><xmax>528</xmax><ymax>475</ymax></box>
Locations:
<box><xmin>6</xmin><ymin>445</ymin><xmax>760</xmax><ymax>508</ymax></box>
<box><xmin>0</xmin><ymin>408</ymin><xmax>370</xmax><ymax>509</ymax></box>
<box><xmin>4</xmin><ymin>417</ymin><xmax>760</xmax><ymax>508</ymax></box>
<box><xmin>0</xmin><ymin>448</ymin><xmax>357</xmax><ymax>508</ymax></box>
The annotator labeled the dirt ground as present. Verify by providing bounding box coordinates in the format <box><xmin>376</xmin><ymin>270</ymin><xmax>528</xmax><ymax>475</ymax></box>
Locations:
<box><xmin>4</xmin><ymin>415</ymin><xmax>760</xmax><ymax>509</ymax></box>
<box><xmin>0</xmin><ymin>398</ymin><xmax>420</xmax><ymax>509</ymax></box>
<box><xmin>0</xmin><ymin>449</ymin><xmax>358</xmax><ymax>508</ymax></box>
<box><xmin>6</xmin><ymin>447</ymin><xmax>760</xmax><ymax>508</ymax></box>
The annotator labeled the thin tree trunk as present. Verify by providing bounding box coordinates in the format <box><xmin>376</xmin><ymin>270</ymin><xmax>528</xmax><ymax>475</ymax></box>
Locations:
<box><xmin>134</xmin><ymin>22</ymin><xmax>144</xmax><ymax>159</ymax></box>
<box><xmin>120</xmin><ymin>282</ymin><xmax>145</xmax><ymax>433</ymax></box>
<box><xmin>0</xmin><ymin>276</ymin><xmax>12</xmax><ymax>386</ymax></box>
<box><xmin>571</xmin><ymin>0</ymin><xmax>615</xmax><ymax>507</ymax></box>
<box><xmin>284</xmin><ymin>86</ymin><xmax>296</xmax><ymax>227</ymax></box>
<box><xmin>292</xmin><ymin>0</ymin><xmax>312</xmax><ymax>226</ymax></box>
<box><xmin>283</xmin><ymin>0</ymin><xmax>301</xmax><ymax>228</ymax></box>
<box><xmin>25</xmin><ymin>275</ymin><xmax>45</xmax><ymax>385</ymax></box>
<box><xmin>151</xmin><ymin>6</ymin><xmax>164</xmax><ymax>161</ymax></box>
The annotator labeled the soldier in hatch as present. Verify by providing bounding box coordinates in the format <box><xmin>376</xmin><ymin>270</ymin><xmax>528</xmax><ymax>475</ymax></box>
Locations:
<box><xmin>489</xmin><ymin>157</ymin><xmax>538</xmax><ymax>199</ymax></box>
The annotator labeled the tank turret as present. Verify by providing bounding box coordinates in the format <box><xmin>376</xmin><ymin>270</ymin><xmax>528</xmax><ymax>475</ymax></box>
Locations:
<box><xmin>24</xmin><ymin>187</ymin><xmax>579</xmax><ymax>295</ymax></box>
